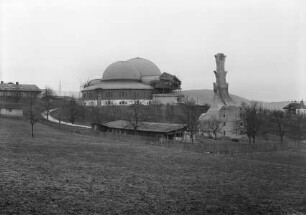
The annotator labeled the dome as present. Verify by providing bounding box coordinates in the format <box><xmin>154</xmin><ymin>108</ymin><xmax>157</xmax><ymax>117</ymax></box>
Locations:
<box><xmin>103</xmin><ymin>61</ymin><xmax>141</xmax><ymax>81</ymax></box>
<box><xmin>127</xmin><ymin>57</ymin><xmax>161</xmax><ymax>77</ymax></box>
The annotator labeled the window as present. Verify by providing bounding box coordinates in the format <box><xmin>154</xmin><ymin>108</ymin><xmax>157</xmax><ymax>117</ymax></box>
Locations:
<box><xmin>223</xmin><ymin>131</ymin><xmax>226</xmax><ymax>136</ymax></box>
<box><xmin>223</xmin><ymin>122</ymin><xmax>226</xmax><ymax>126</ymax></box>
<box><xmin>106</xmin><ymin>100</ymin><xmax>112</xmax><ymax>106</ymax></box>
<box><xmin>106</xmin><ymin>92</ymin><xmax>113</xmax><ymax>98</ymax></box>
<box><xmin>120</xmin><ymin>91</ymin><xmax>128</xmax><ymax>98</ymax></box>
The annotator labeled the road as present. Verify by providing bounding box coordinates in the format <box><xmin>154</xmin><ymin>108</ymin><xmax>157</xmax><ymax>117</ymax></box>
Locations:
<box><xmin>41</xmin><ymin>109</ymin><xmax>91</xmax><ymax>129</ymax></box>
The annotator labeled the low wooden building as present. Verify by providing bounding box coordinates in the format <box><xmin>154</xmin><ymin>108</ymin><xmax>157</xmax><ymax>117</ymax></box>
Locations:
<box><xmin>92</xmin><ymin>120</ymin><xmax>187</xmax><ymax>140</ymax></box>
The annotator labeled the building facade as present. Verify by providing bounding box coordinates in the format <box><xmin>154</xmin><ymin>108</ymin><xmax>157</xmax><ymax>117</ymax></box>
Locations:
<box><xmin>0</xmin><ymin>81</ymin><xmax>41</xmax><ymax>117</ymax></box>
<box><xmin>81</xmin><ymin>58</ymin><xmax>182</xmax><ymax>106</ymax></box>
<box><xmin>0</xmin><ymin>81</ymin><xmax>42</xmax><ymax>102</ymax></box>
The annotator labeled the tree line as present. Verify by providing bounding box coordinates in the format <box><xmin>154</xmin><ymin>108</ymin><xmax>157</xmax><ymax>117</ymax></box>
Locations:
<box><xmin>241</xmin><ymin>102</ymin><xmax>306</xmax><ymax>145</ymax></box>
<box><xmin>23</xmin><ymin>87</ymin><xmax>306</xmax><ymax>146</ymax></box>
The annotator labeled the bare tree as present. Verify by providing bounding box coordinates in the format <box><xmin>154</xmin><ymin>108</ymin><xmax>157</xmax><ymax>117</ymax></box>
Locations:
<box><xmin>165</xmin><ymin>104</ymin><xmax>175</xmax><ymax>123</ymax></box>
<box><xmin>208</xmin><ymin>120</ymin><xmax>223</xmax><ymax>139</ymax></box>
<box><xmin>28</xmin><ymin>96</ymin><xmax>38</xmax><ymax>138</ymax></box>
<box><xmin>145</xmin><ymin>103</ymin><xmax>163</xmax><ymax>122</ymax></box>
<box><xmin>65</xmin><ymin>97</ymin><xmax>80</xmax><ymax>124</ymax></box>
<box><xmin>179</xmin><ymin>97</ymin><xmax>202</xmax><ymax>143</ymax></box>
<box><xmin>269</xmin><ymin>110</ymin><xmax>291</xmax><ymax>144</ymax></box>
<box><xmin>42</xmin><ymin>87</ymin><xmax>55</xmax><ymax>120</ymax></box>
<box><xmin>241</xmin><ymin>102</ymin><xmax>266</xmax><ymax>144</ymax></box>
<box><xmin>57</xmin><ymin>98</ymin><xmax>66</xmax><ymax>129</ymax></box>
<box><xmin>90</xmin><ymin>103</ymin><xmax>102</xmax><ymax>124</ymax></box>
<box><xmin>125</xmin><ymin>100</ymin><xmax>147</xmax><ymax>134</ymax></box>
<box><xmin>287</xmin><ymin>113</ymin><xmax>306</xmax><ymax>148</ymax></box>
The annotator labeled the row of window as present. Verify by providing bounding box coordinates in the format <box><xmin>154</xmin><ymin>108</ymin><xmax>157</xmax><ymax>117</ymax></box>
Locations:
<box><xmin>83</xmin><ymin>90</ymin><xmax>152</xmax><ymax>100</ymax></box>
<box><xmin>0</xmin><ymin>91</ymin><xmax>37</xmax><ymax>97</ymax></box>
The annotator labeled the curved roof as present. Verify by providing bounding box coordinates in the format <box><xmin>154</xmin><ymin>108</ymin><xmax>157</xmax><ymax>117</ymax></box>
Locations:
<box><xmin>127</xmin><ymin>57</ymin><xmax>161</xmax><ymax>77</ymax></box>
<box><xmin>103</xmin><ymin>61</ymin><xmax>141</xmax><ymax>81</ymax></box>
<box><xmin>102</xmin><ymin>57</ymin><xmax>161</xmax><ymax>81</ymax></box>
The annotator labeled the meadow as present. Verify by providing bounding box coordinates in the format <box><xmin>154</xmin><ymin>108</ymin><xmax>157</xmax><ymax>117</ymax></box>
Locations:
<box><xmin>0</xmin><ymin>117</ymin><xmax>305</xmax><ymax>214</ymax></box>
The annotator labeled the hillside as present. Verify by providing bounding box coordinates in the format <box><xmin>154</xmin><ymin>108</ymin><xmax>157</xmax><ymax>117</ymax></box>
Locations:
<box><xmin>0</xmin><ymin>118</ymin><xmax>305</xmax><ymax>214</ymax></box>
<box><xmin>182</xmin><ymin>89</ymin><xmax>290</xmax><ymax>110</ymax></box>
<box><xmin>182</xmin><ymin>89</ymin><xmax>250</xmax><ymax>106</ymax></box>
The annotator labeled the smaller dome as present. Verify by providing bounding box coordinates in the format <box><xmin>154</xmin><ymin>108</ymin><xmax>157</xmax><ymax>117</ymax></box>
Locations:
<box><xmin>87</xmin><ymin>79</ymin><xmax>101</xmax><ymax>86</ymax></box>
<box><xmin>103</xmin><ymin>61</ymin><xmax>141</xmax><ymax>81</ymax></box>
<box><xmin>127</xmin><ymin>57</ymin><xmax>161</xmax><ymax>77</ymax></box>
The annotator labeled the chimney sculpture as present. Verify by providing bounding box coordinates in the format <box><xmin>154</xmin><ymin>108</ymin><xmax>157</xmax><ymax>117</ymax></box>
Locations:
<box><xmin>213</xmin><ymin>53</ymin><xmax>233</xmax><ymax>105</ymax></box>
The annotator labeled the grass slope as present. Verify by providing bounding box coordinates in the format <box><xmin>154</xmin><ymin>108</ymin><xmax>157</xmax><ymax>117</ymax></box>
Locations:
<box><xmin>0</xmin><ymin>118</ymin><xmax>306</xmax><ymax>214</ymax></box>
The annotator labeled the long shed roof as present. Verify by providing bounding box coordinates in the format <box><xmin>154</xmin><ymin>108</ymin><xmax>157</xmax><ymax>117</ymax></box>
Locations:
<box><xmin>104</xmin><ymin>120</ymin><xmax>186</xmax><ymax>133</ymax></box>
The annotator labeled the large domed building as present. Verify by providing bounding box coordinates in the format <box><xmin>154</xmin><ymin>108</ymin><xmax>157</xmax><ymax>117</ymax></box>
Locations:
<box><xmin>81</xmin><ymin>57</ymin><xmax>182</xmax><ymax>106</ymax></box>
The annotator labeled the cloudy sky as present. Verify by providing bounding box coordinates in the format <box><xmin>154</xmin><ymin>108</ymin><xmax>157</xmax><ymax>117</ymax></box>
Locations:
<box><xmin>0</xmin><ymin>0</ymin><xmax>305</xmax><ymax>101</ymax></box>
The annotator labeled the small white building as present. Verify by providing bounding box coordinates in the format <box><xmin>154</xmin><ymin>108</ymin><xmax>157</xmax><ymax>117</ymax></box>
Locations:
<box><xmin>153</xmin><ymin>93</ymin><xmax>183</xmax><ymax>105</ymax></box>
<box><xmin>0</xmin><ymin>104</ymin><xmax>23</xmax><ymax>117</ymax></box>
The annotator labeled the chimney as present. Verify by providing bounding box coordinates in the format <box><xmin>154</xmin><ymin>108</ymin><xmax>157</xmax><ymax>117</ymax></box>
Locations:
<box><xmin>16</xmin><ymin>82</ymin><xmax>19</xmax><ymax>85</ymax></box>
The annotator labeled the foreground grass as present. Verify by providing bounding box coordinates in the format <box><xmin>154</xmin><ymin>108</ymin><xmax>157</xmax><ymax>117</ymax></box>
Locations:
<box><xmin>0</xmin><ymin>118</ymin><xmax>305</xmax><ymax>214</ymax></box>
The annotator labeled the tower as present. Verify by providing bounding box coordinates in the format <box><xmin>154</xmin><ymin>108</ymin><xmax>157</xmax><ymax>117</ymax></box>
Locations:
<box><xmin>213</xmin><ymin>53</ymin><xmax>232</xmax><ymax>105</ymax></box>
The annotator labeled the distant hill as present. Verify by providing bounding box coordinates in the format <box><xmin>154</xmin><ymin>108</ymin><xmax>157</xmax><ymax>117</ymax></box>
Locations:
<box><xmin>182</xmin><ymin>89</ymin><xmax>250</xmax><ymax>106</ymax></box>
<box><xmin>259</xmin><ymin>101</ymin><xmax>291</xmax><ymax>111</ymax></box>
<box><xmin>182</xmin><ymin>89</ymin><xmax>290</xmax><ymax>110</ymax></box>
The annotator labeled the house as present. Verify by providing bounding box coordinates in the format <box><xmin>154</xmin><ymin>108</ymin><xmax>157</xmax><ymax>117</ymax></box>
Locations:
<box><xmin>92</xmin><ymin>120</ymin><xmax>187</xmax><ymax>140</ymax></box>
<box><xmin>0</xmin><ymin>81</ymin><xmax>42</xmax><ymax>103</ymax></box>
<box><xmin>283</xmin><ymin>100</ymin><xmax>306</xmax><ymax>115</ymax></box>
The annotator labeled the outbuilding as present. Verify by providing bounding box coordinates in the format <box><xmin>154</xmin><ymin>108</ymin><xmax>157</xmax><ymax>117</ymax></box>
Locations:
<box><xmin>92</xmin><ymin>120</ymin><xmax>187</xmax><ymax>140</ymax></box>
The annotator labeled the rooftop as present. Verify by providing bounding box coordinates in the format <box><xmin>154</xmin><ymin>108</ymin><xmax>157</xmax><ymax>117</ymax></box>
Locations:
<box><xmin>0</xmin><ymin>82</ymin><xmax>41</xmax><ymax>92</ymax></box>
<box><xmin>104</xmin><ymin>120</ymin><xmax>187</xmax><ymax>133</ymax></box>
<box><xmin>283</xmin><ymin>100</ymin><xmax>306</xmax><ymax>110</ymax></box>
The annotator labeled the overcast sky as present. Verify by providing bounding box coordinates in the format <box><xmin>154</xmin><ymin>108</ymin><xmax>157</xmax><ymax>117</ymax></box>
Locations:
<box><xmin>0</xmin><ymin>0</ymin><xmax>305</xmax><ymax>101</ymax></box>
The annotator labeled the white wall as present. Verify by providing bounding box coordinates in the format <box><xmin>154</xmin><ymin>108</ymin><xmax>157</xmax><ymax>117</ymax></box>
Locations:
<box><xmin>83</xmin><ymin>99</ymin><xmax>154</xmax><ymax>106</ymax></box>
<box><xmin>0</xmin><ymin>108</ymin><xmax>23</xmax><ymax>117</ymax></box>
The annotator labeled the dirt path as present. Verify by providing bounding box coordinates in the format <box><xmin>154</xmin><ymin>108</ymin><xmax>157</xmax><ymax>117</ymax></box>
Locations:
<box><xmin>41</xmin><ymin>108</ymin><xmax>91</xmax><ymax>129</ymax></box>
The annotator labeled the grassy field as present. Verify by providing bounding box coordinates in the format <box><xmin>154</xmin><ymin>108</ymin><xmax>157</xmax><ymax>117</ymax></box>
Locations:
<box><xmin>0</xmin><ymin>118</ymin><xmax>306</xmax><ymax>214</ymax></box>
